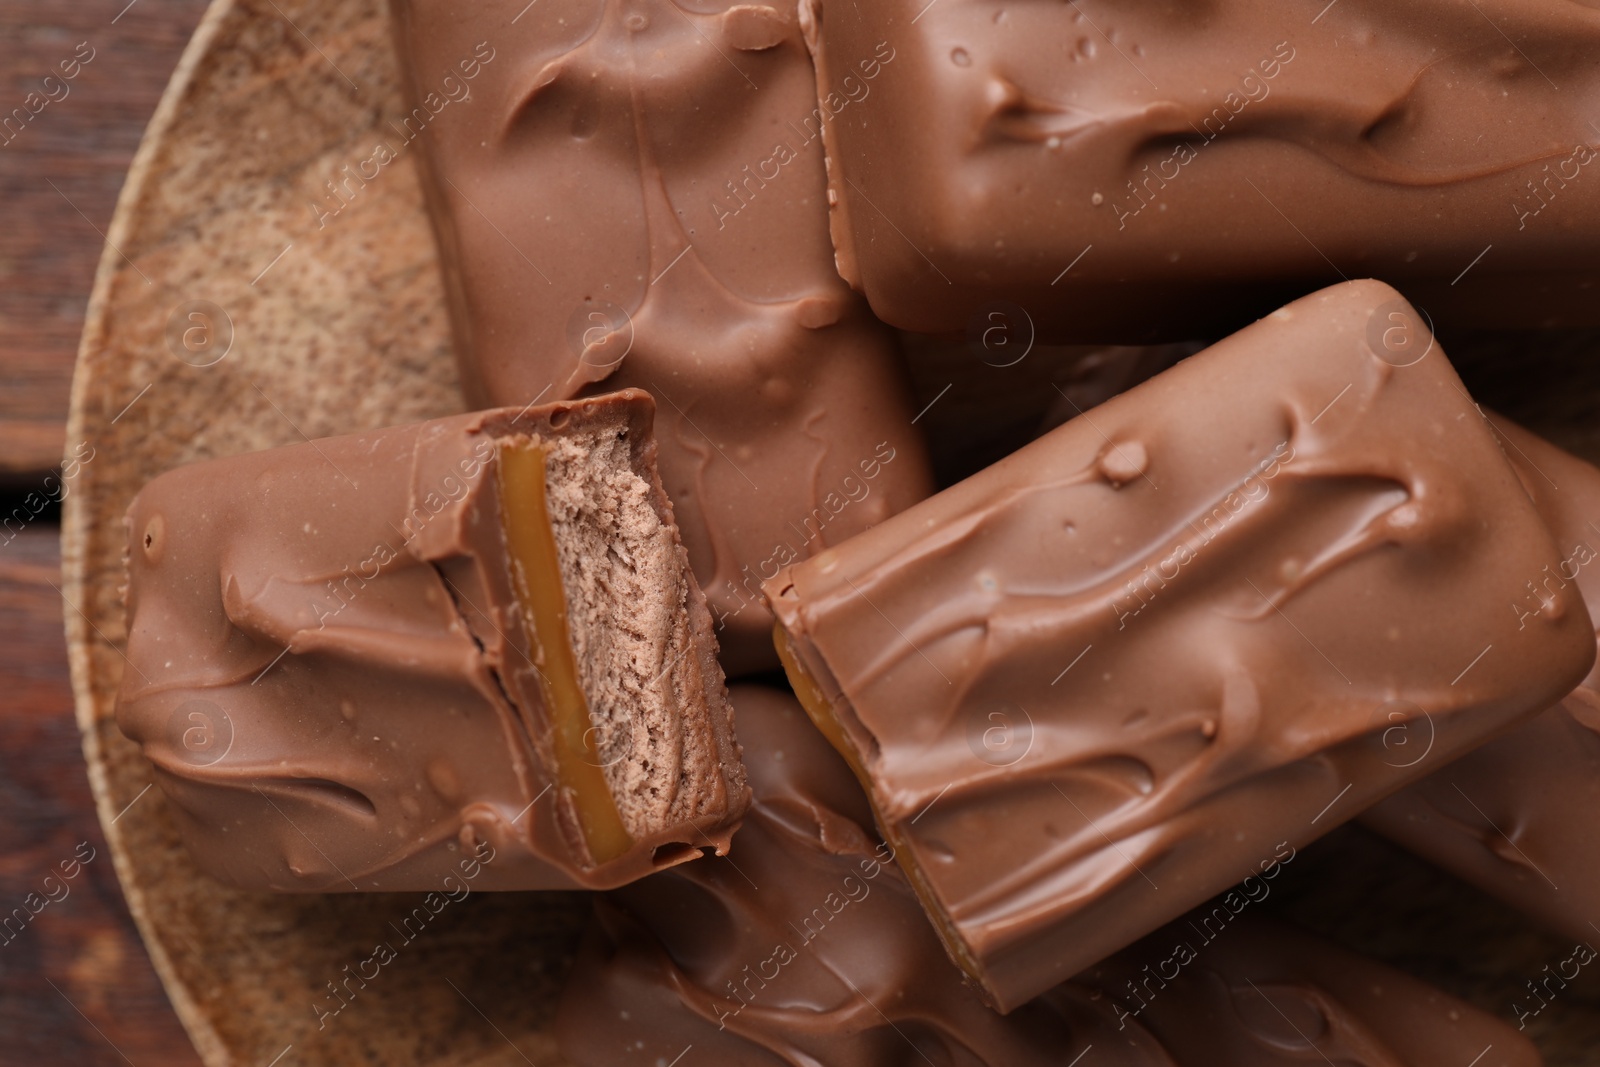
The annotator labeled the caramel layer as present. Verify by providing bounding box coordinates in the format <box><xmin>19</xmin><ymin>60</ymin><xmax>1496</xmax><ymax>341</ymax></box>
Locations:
<box><xmin>773</xmin><ymin>622</ymin><xmax>987</xmax><ymax>989</ymax></box>
<box><xmin>500</xmin><ymin>440</ymin><xmax>632</xmax><ymax>865</ymax></box>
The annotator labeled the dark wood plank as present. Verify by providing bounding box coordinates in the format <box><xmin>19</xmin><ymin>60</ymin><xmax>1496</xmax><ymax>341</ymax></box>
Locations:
<box><xmin>0</xmin><ymin>524</ymin><xmax>202</xmax><ymax>1066</ymax></box>
<box><xmin>0</xmin><ymin>0</ymin><xmax>212</xmax><ymax>475</ymax></box>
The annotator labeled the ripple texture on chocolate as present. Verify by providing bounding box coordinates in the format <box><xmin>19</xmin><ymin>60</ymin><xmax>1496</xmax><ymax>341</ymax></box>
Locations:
<box><xmin>802</xmin><ymin>0</ymin><xmax>1600</xmax><ymax>339</ymax></box>
<box><xmin>115</xmin><ymin>392</ymin><xmax>747</xmax><ymax>892</ymax></box>
<box><xmin>767</xmin><ymin>280</ymin><xmax>1597</xmax><ymax>1010</ymax></box>
<box><xmin>557</xmin><ymin>685</ymin><xmax>1165</xmax><ymax>1066</ymax></box>
<box><xmin>389</xmin><ymin>0</ymin><xmax>935</xmax><ymax>674</ymax></box>
<box><xmin>1363</xmin><ymin>413</ymin><xmax>1600</xmax><ymax>946</ymax></box>
<box><xmin>556</xmin><ymin>686</ymin><xmax>1542</xmax><ymax>1067</ymax></box>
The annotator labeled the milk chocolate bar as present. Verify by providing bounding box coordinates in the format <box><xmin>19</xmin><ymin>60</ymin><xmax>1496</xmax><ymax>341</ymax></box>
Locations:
<box><xmin>1363</xmin><ymin>414</ymin><xmax>1600</xmax><ymax>946</ymax></box>
<box><xmin>767</xmin><ymin>281</ymin><xmax>1596</xmax><ymax>1010</ymax></box>
<box><xmin>116</xmin><ymin>392</ymin><xmax>747</xmax><ymax>891</ymax></box>
<box><xmin>389</xmin><ymin>0</ymin><xmax>935</xmax><ymax>673</ymax></box>
<box><xmin>557</xmin><ymin>685</ymin><xmax>1124</xmax><ymax>1065</ymax></box>
<box><xmin>556</xmin><ymin>686</ymin><xmax>1538</xmax><ymax>1066</ymax></box>
<box><xmin>802</xmin><ymin>0</ymin><xmax>1600</xmax><ymax>339</ymax></box>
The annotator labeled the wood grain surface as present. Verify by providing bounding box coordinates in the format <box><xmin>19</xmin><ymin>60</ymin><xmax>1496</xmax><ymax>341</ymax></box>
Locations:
<box><xmin>0</xmin><ymin>527</ymin><xmax>202</xmax><ymax>1066</ymax></box>
<box><xmin>2</xmin><ymin>1</ymin><xmax>213</xmax><ymax>1061</ymax></box>
<box><xmin>0</xmin><ymin>0</ymin><xmax>211</xmax><ymax>474</ymax></box>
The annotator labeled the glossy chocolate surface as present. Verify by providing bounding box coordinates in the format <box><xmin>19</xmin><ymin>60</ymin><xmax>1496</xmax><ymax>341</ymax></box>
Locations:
<box><xmin>1364</xmin><ymin>414</ymin><xmax>1600</xmax><ymax>947</ymax></box>
<box><xmin>803</xmin><ymin>0</ymin><xmax>1600</xmax><ymax>339</ymax></box>
<box><xmin>559</xmin><ymin>685</ymin><xmax>1130</xmax><ymax>1065</ymax></box>
<box><xmin>390</xmin><ymin>0</ymin><xmax>935</xmax><ymax>674</ymax></box>
<box><xmin>558</xmin><ymin>687</ymin><xmax>1541</xmax><ymax>1066</ymax></box>
<box><xmin>768</xmin><ymin>281</ymin><xmax>1596</xmax><ymax>1009</ymax></box>
<box><xmin>116</xmin><ymin>393</ymin><xmax>746</xmax><ymax>892</ymax></box>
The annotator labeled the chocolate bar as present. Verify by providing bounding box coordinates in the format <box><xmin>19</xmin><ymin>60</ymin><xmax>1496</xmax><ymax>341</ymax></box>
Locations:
<box><xmin>389</xmin><ymin>0</ymin><xmax>935</xmax><ymax>673</ymax></box>
<box><xmin>116</xmin><ymin>392</ymin><xmax>747</xmax><ymax>891</ymax></box>
<box><xmin>1363</xmin><ymin>414</ymin><xmax>1600</xmax><ymax>946</ymax></box>
<box><xmin>557</xmin><ymin>686</ymin><xmax>1539</xmax><ymax>1066</ymax></box>
<box><xmin>801</xmin><ymin>0</ymin><xmax>1600</xmax><ymax>339</ymax></box>
<box><xmin>767</xmin><ymin>281</ymin><xmax>1596</xmax><ymax>1009</ymax></box>
<box><xmin>557</xmin><ymin>684</ymin><xmax>1120</xmax><ymax>1065</ymax></box>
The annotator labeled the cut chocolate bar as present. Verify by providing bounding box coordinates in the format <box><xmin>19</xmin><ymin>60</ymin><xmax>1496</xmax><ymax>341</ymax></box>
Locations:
<box><xmin>1363</xmin><ymin>413</ymin><xmax>1600</xmax><ymax>946</ymax></box>
<box><xmin>556</xmin><ymin>686</ymin><xmax>1540</xmax><ymax>1067</ymax></box>
<box><xmin>767</xmin><ymin>281</ymin><xmax>1596</xmax><ymax>1009</ymax></box>
<box><xmin>115</xmin><ymin>391</ymin><xmax>747</xmax><ymax>891</ymax></box>
<box><xmin>802</xmin><ymin>0</ymin><xmax>1600</xmax><ymax>339</ymax></box>
<box><xmin>389</xmin><ymin>0</ymin><xmax>935</xmax><ymax>673</ymax></box>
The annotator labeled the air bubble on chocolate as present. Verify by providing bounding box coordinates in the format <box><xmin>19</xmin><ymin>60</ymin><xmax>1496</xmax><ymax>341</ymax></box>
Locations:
<box><xmin>339</xmin><ymin>699</ymin><xmax>357</xmax><ymax>721</ymax></box>
<box><xmin>1097</xmin><ymin>440</ymin><xmax>1149</xmax><ymax>486</ymax></box>
<box><xmin>951</xmin><ymin>47</ymin><xmax>971</xmax><ymax>66</ymax></box>
<box><xmin>760</xmin><ymin>376</ymin><xmax>794</xmax><ymax>405</ymax></box>
<box><xmin>1542</xmin><ymin>593</ymin><xmax>1569</xmax><ymax>623</ymax></box>
<box><xmin>1387</xmin><ymin>502</ymin><xmax>1422</xmax><ymax>531</ymax></box>
<box><xmin>428</xmin><ymin>758</ymin><xmax>463</xmax><ymax>803</ymax></box>
<box><xmin>722</xmin><ymin>5</ymin><xmax>788</xmax><ymax>52</ymax></box>
<box><xmin>793</xmin><ymin>294</ymin><xmax>842</xmax><ymax>328</ymax></box>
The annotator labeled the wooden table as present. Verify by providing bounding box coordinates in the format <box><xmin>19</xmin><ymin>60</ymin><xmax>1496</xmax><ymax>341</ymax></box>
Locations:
<box><xmin>1</xmin><ymin>0</ymin><xmax>210</xmax><ymax>1061</ymax></box>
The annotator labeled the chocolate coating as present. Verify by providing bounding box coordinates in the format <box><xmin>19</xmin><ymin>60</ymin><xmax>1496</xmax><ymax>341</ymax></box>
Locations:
<box><xmin>389</xmin><ymin>0</ymin><xmax>935</xmax><ymax>674</ymax></box>
<box><xmin>558</xmin><ymin>685</ymin><xmax>1138</xmax><ymax>1066</ymax></box>
<box><xmin>768</xmin><ymin>281</ymin><xmax>1596</xmax><ymax>1010</ymax></box>
<box><xmin>116</xmin><ymin>393</ymin><xmax>746</xmax><ymax>892</ymax></box>
<box><xmin>558</xmin><ymin>686</ymin><xmax>1540</xmax><ymax>1067</ymax></box>
<box><xmin>1363</xmin><ymin>414</ymin><xmax>1600</xmax><ymax>946</ymax></box>
<box><xmin>803</xmin><ymin>0</ymin><xmax>1600</xmax><ymax>339</ymax></box>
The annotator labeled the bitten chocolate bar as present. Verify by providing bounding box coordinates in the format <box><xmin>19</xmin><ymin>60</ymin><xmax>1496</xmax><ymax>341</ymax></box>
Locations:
<box><xmin>389</xmin><ymin>0</ymin><xmax>934</xmax><ymax>673</ymax></box>
<box><xmin>116</xmin><ymin>392</ymin><xmax>747</xmax><ymax>892</ymax></box>
<box><xmin>1364</xmin><ymin>414</ymin><xmax>1600</xmax><ymax>947</ymax></box>
<box><xmin>802</xmin><ymin>0</ymin><xmax>1600</xmax><ymax>339</ymax></box>
<box><xmin>557</xmin><ymin>687</ymin><xmax>1539</xmax><ymax>1066</ymax></box>
<box><xmin>767</xmin><ymin>281</ymin><xmax>1596</xmax><ymax>1010</ymax></box>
